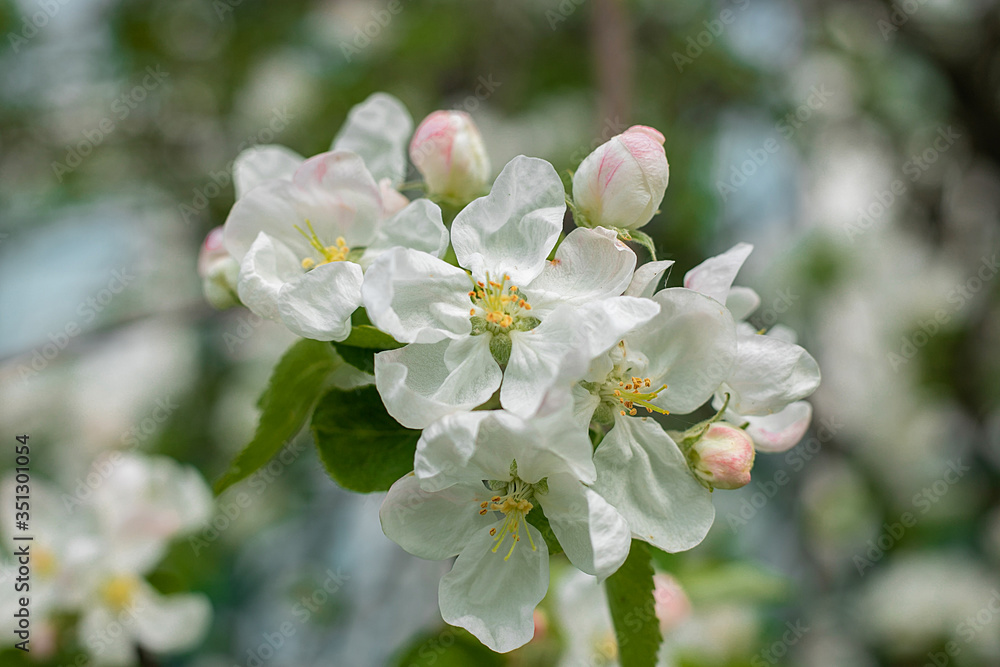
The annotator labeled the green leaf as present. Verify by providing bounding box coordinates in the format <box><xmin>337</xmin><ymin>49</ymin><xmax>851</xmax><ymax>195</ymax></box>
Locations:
<box><xmin>214</xmin><ymin>339</ymin><xmax>342</xmax><ymax>495</ymax></box>
<box><xmin>332</xmin><ymin>324</ymin><xmax>404</xmax><ymax>374</ymax></box>
<box><xmin>605</xmin><ymin>540</ymin><xmax>663</xmax><ymax>667</ymax></box>
<box><xmin>338</xmin><ymin>324</ymin><xmax>403</xmax><ymax>349</ymax></box>
<box><xmin>526</xmin><ymin>506</ymin><xmax>563</xmax><ymax>555</ymax></box>
<box><xmin>311</xmin><ymin>385</ymin><xmax>420</xmax><ymax>493</ymax></box>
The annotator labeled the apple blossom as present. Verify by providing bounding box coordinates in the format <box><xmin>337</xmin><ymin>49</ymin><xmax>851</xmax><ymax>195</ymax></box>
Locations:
<box><xmin>380</xmin><ymin>402</ymin><xmax>631</xmax><ymax>653</ymax></box>
<box><xmin>1</xmin><ymin>454</ymin><xmax>213</xmax><ymax>665</ymax></box>
<box><xmin>572</xmin><ymin>288</ymin><xmax>736</xmax><ymax>552</ymax></box>
<box><xmin>410</xmin><ymin>110</ymin><xmax>491</xmax><ymax>205</ymax></box>
<box><xmin>198</xmin><ymin>226</ymin><xmax>240</xmax><ymax>309</ymax></box>
<box><xmin>572</xmin><ymin>125</ymin><xmax>669</xmax><ymax>231</ymax></box>
<box><xmin>224</xmin><ymin>150</ymin><xmax>448</xmax><ymax>341</ymax></box>
<box><xmin>684</xmin><ymin>243</ymin><xmax>821</xmax><ymax>453</ymax></box>
<box><xmin>363</xmin><ymin>155</ymin><xmax>659</xmax><ymax>429</ymax></box>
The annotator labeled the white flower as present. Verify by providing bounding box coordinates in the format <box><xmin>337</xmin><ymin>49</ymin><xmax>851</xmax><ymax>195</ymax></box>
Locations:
<box><xmin>233</xmin><ymin>91</ymin><xmax>413</xmax><ymax>199</ymax></box>
<box><xmin>684</xmin><ymin>243</ymin><xmax>821</xmax><ymax>452</ymax></box>
<box><xmin>76</xmin><ymin>454</ymin><xmax>213</xmax><ymax>666</ymax></box>
<box><xmin>363</xmin><ymin>155</ymin><xmax>660</xmax><ymax>429</ymax></box>
<box><xmin>572</xmin><ymin>125</ymin><xmax>670</xmax><ymax>230</ymax></box>
<box><xmin>576</xmin><ymin>288</ymin><xmax>738</xmax><ymax>552</ymax></box>
<box><xmin>380</xmin><ymin>401</ymin><xmax>631</xmax><ymax>653</ymax></box>
<box><xmin>198</xmin><ymin>226</ymin><xmax>240</xmax><ymax>309</ymax></box>
<box><xmin>2</xmin><ymin>454</ymin><xmax>213</xmax><ymax>666</ymax></box>
<box><xmin>224</xmin><ymin>150</ymin><xmax>448</xmax><ymax>341</ymax></box>
<box><xmin>410</xmin><ymin>110</ymin><xmax>491</xmax><ymax>204</ymax></box>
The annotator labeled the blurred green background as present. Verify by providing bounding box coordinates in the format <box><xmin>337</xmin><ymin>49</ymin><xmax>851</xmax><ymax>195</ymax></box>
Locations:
<box><xmin>2</xmin><ymin>0</ymin><xmax>1000</xmax><ymax>665</ymax></box>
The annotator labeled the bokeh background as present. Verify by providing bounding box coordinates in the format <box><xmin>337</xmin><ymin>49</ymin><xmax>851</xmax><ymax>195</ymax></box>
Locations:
<box><xmin>2</xmin><ymin>0</ymin><xmax>1000</xmax><ymax>665</ymax></box>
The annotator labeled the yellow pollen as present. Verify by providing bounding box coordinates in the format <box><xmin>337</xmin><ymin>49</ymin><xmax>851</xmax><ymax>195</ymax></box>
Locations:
<box><xmin>470</xmin><ymin>272</ymin><xmax>530</xmax><ymax>331</ymax></box>
<box><xmin>478</xmin><ymin>481</ymin><xmax>537</xmax><ymax>561</ymax></box>
<box><xmin>35</xmin><ymin>547</ymin><xmax>57</xmax><ymax>578</ymax></box>
<box><xmin>294</xmin><ymin>220</ymin><xmax>351</xmax><ymax>269</ymax></box>
<box><xmin>101</xmin><ymin>574</ymin><xmax>140</xmax><ymax>611</ymax></box>
<box><xmin>612</xmin><ymin>378</ymin><xmax>670</xmax><ymax>416</ymax></box>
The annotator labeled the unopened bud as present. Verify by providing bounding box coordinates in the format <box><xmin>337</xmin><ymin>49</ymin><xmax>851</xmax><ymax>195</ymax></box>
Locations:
<box><xmin>572</xmin><ymin>125</ymin><xmax>669</xmax><ymax>230</ymax></box>
<box><xmin>653</xmin><ymin>573</ymin><xmax>691</xmax><ymax>633</ymax></box>
<box><xmin>198</xmin><ymin>227</ymin><xmax>240</xmax><ymax>309</ymax></box>
<box><xmin>410</xmin><ymin>110</ymin><xmax>490</xmax><ymax>204</ymax></box>
<box><xmin>688</xmin><ymin>423</ymin><xmax>755</xmax><ymax>490</ymax></box>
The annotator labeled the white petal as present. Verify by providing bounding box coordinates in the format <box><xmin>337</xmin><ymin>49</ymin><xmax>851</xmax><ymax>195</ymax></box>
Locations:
<box><xmin>540</xmin><ymin>474</ymin><xmax>630</xmax><ymax>579</ymax></box>
<box><xmin>527</xmin><ymin>227</ymin><xmax>637</xmax><ymax>305</ymax></box>
<box><xmin>225</xmin><ymin>157</ymin><xmax>382</xmax><ymax>260</ymax></box>
<box><xmin>79</xmin><ymin>607</ymin><xmax>134</xmax><ymax>666</ymax></box>
<box><xmin>374</xmin><ymin>336</ymin><xmax>501</xmax><ymax>429</ymax></box>
<box><xmin>362</xmin><ymin>198</ymin><xmax>449</xmax><ymax>264</ymax></box>
<box><xmin>416</xmin><ymin>407</ymin><xmax>595</xmax><ymax>491</ymax></box>
<box><xmin>232</xmin><ymin>144</ymin><xmax>303</xmax><ymax>199</ymax></box>
<box><xmin>236</xmin><ymin>232</ymin><xmax>302</xmax><ymax>320</ymax></box>
<box><xmin>439</xmin><ymin>521</ymin><xmax>549</xmax><ymax>653</ymax></box>
<box><xmin>683</xmin><ymin>242</ymin><xmax>753</xmax><ymax>305</ymax></box>
<box><xmin>362</xmin><ymin>247</ymin><xmax>473</xmax><ymax>344</ymax></box>
<box><xmin>725</xmin><ymin>286</ymin><xmax>760</xmax><ymax>321</ymax></box>
<box><xmin>502</xmin><ymin>297</ymin><xmax>660</xmax><ymax>418</ymax></box>
<box><xmin>277</xmin><ymin>260</ymin><xmax>363</xmax><ymax>341</ymax></box>
<box><xmin>380</xmin><ymin>473</ymin><xmax>494</xmax><ymax>560</ymax></box>
<box><xmin>766</xmin><ymin>323</ymin><xmax>798</xmax><ymax>343</ymax></box>
<box><xmin>133</xmin><ymin>584</ymin><xmax>211</xmax><ymax>654</ymax></box>
<box><xmin>626</xmin><ymin>288</ymin><xmax>737</xmax><ymax>414</ymax></box>
<box><xmin>451</xmin><ymin>155</ymin><xmax>565</xmax><ymax>284</ymax></box>
<box><xmin>624</xmin><ymin>259</ymin><xmax>675</xmax><ymax>298</ymax></box>
<box><xmin>331</xmin><ymin>92</ymin><xmax>413</xmax><ymax>185</ymax></box>
<box><xmin>593</xmin><ymin>416</ymin><xmax>715</xmax><ymax>552</ymax></box>
<box><xmin>724</xmin><ymin>334</ymin><xmax>821</xmax><ymax>415</ymax></box>
<box><xmin>741</xmin><ymin>400</ymin><xmax>813</xmax><ymax>453</ymax></box>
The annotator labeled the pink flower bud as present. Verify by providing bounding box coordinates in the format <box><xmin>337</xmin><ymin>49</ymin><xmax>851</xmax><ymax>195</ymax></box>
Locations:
<box><xmin>572</xmin><ymin>125</ymin><xmax>669</xmax><ymax>230</ymax></box>
<box><xmin>409</xmin><ymin>110</ymin><xmax>490</xmax><ymax>204</ymax></box>
<box><xmin>689</xmin><ymin>423</ymin><xmax>755</xmax><ymax>490</ymax></box>
<box><xmin>653</xmin><ymin>573</ymin><xmax>691</xmax><ymax>633</ymax></box>
<box><xmin>198</xmin><ymin>227</ymin><xmax>239</xmax><ymax>309</ymax></box>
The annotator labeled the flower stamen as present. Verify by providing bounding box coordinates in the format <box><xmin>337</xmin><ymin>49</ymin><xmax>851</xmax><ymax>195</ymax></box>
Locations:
<box><xmin>294</xmin><ymin>219</ymin><xmax>350</xmax><ymax>269</ymax></box>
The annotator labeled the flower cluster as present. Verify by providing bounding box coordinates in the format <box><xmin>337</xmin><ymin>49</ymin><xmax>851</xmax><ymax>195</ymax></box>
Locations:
<box><xmin>207</xmin><ymin>93</ymin><xmax>820</xmax><ymax>653</ymax></box>
<box><xmin>1</xmin><ymin>454</ymin><xmax>213</xmax><ymax>664</ymax></box>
